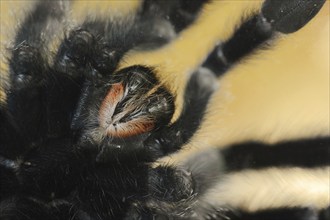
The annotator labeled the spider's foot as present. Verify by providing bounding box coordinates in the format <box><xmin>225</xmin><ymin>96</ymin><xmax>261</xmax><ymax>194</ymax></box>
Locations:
<box><xmin>262</xmin><ymin>0</ymin><xmax>326</xmax><ymax>33</ymax></box>
<box><xmin>148</xmin><ymin>166</ymin><xmax>195</xmax><ymax>203</ymax></box>
<box><xmin>55</xmin><ymin>29</ymin><xmax>95</xmax><ymax>78</ymax></box>
<box><xmin>9</xmin><ymin>42</ymin><xmax>45</xmax><ymax>89</ymax></box>
<box><xmin>55</xmin><ymin>28</ymin><xmax>122</xmax><ymax>82</ymax></box>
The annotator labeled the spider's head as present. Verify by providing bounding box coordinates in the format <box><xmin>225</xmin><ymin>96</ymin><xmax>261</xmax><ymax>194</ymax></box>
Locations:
<box><xmin>72</xmin><ymin>65</ymin><xmax>174</xmax><ymax>158</ymax></box>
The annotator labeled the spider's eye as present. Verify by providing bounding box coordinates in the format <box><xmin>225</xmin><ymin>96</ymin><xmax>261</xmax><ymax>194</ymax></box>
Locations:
<box><xmin>98</xmin><ymin>65</ymin><xmax>174</xmax><ymax>138</ymax></box>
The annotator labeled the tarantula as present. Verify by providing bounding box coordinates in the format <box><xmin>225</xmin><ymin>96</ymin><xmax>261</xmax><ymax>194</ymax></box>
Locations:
<box><xmin>0</xmin><ymin>0</ymin><xmax>328</xmax><ymax>219</ymax></box>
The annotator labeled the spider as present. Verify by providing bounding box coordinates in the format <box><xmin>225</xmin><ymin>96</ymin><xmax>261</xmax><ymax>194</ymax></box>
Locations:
<box><xmin>0</xmin><ymin>0</ymin><xmax>328</xmax><ymax>219</ymax></box>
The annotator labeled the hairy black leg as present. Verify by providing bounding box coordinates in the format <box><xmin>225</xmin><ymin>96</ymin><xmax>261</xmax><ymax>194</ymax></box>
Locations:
<box><xmin>126</xmin><ymin>166</ymin><xmax>329</xmax><ymax>220</ymax></box>
<box><xmin>221</xmin><ymin>137</ymin><xmax>330</xmax><ymax>172</ymax></box>
<box><xmin>220</xmin><ymin>207</ymin><xmax>329</xmax><ymax>220</ymax></box>
<box><xmin>144</xmin><ymin>67</ymin><xmax>217</xmax><ymax>158</ymax></box>
<box><xmin>127</xmin><ymin>204</ymin><xmax>329</xmax><ymax>220</ymax></box>
<box><xmin>125</xmin><ymin>149</ymin><xmax>226</xmax><ymax>219</ymax></box>
<box><xmin>203</xmin><ymin>14</ymin><xmax>273</xmax><ymax>76</ymax></box>
<box><xmin>171</xmin><ymin>206</ymin><xmax>330</xmax><ymax>220</ymax></box>
<box><xmin>7</xmin><ymin>1</ymin><xmax>83</xmax><ymax>140</ymax></box>
<box><xmin>124</xmin><ymin>165</ymin><xmax>196</xmax><ymax>219</ymax></box>
<box><xmin>46</xmin><ymin>30</ymin><xmax>88</xmax><ymax>138</ymax></box>
<box><xmin>6</xmin><ymin>42</ymin><xmax>47</xmax><ymax>144</ymax></box>
<box><xmin>203</xmin><ymin>0</ymin><xmax>326</xmax><ymax>76</ymax></box>
<box><xmin>9</xmin><ymin>0</ymin><xmax>66</xmax><ymax>95</ymax></box>
<box><xmin>201</xmin><ymin>2</ymin><xmax>275</xmax><ymax>76</ymax></box>
<box><xmin>262</xmin><ymin>0</ymin><xmax>326</xmax><ymax>34</ymax></box>
<box><xmin>54</xmin><ymin>19</ymin><xmax>143</xmax><ymax>85</ymax></box>
<box><xmin>177</xmin><ymin>137</ymin><xmax>329</xmax><ymax>219</ymax></box>
<box><xmin>54</xmin><ymin>28</ymin><xmax>99</xmax><ymax>80</ymax></box>
<box><xmin>10</xmin><ymin>0</ymin><xmax>85</xmax><ymax>142</ymax></box>
<box><xmin>147</xmin><ymin>166</ymin><xmax>195</xmax><ymax>205</ymax></box>
<box><xmin>5</xmin><ymin>1</ymin><xmax>68</xmax><ymax>146</ymax></box>
<box><xmin>55</xmin><ymin>20</ymin><xmax>143</xmax><ymax>83</ymax></box>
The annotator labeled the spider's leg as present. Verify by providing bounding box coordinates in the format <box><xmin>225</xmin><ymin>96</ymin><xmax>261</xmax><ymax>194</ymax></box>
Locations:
<box><xmin>139</xmin><ymin>137</ymin><xmax>330</xmax><ymax>219</ymax></box>
<box><xmin>198</xmin><ymin>206</ymin><xmax>329</xmax><ymax>220</ymax></box>
<box><xmin>185</xmin><ymin>137</ymin><xmax>330</xmax><ymax>219</ymax></box>
<box><xmin>204</xmin><ymin>0</ymin><xmax>326</xmax><ymax>76</ymax></box>
<box><xmin>5</xmin><ymin>1</ymin><xmax>69</xmax><ymax>144</ymax></box>
<box><xmin>54</xmin><ymin>27</ymin><xmax>102</xmax><ymax>82</ymax></box>
<box><xmin>235</xmin><ymin>206</ymin><xmax>330</xmax><ymax>220</ymax></box>
<box><xmin>203</xmin><ymin>13</ymin><xmax>273</xmax><ymax>76</ymax></box>
<box><xmin>120</xmin><ymin>70</ymin><xmax>219</xmax><ymax>219</ymax></box>
<box><xmin>123</xmin><ymin>163</ymin><xmax>197</xmax><ymax>220</ymax></box>
<box><xmin>220</xmin><ymin>137</ymin><xmax>330</xmax><ymax>172</ymax></box>
<box><xmin>262</xmin><ymin>0</ymin><xmax>326</xmax><ymax>34</ymax></box>
<box><xmin>47</xmin><ymin>28</ymin><xmax>96</xmax><ymax>138</ymax></box>
<box><xmin>144</xmin><ymin>67</ymin><xmax>218</xmax><ymax>158</ymax></box>
<box><xmin>125</xmin><ymin>149</ymin><xmax>226</xmax><ymax>220</ymax></box>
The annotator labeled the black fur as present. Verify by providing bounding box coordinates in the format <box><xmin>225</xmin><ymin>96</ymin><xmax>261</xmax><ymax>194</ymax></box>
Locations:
<box><xmin>222</xmin><ymin>137</ymin><xmax>330</xmax><ymax>171</ymax></box>
<box><xmin>203</xmin><ymin>14</ymin><xmax>273</xmax><ymax>76</ymax></box>
<box><xmin>0</xmin><ymin>0</ymin><xmax>327</xmax><ymax>219</ymax></box>
<box><xmin>262</xmin><ymin>0</ymin><xmax>326</xmax><ymax>33</ymax></box>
